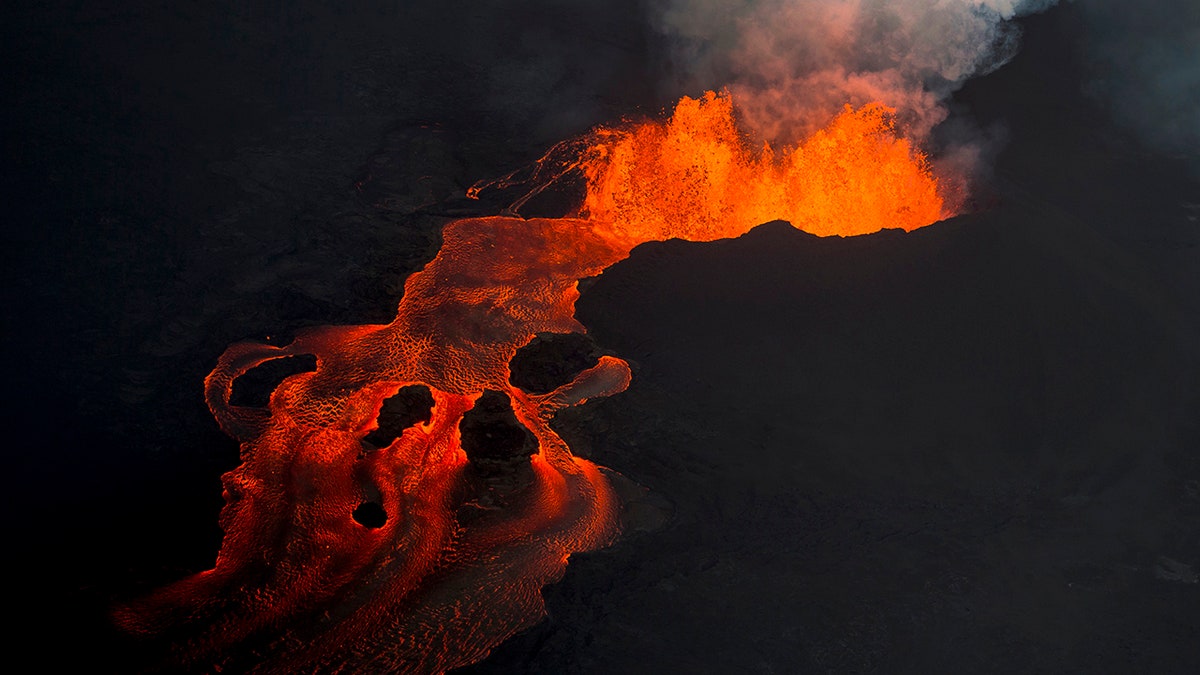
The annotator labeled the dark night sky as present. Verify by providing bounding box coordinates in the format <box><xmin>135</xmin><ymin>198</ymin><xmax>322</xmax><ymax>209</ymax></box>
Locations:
<box><xmin>4</xmin><ymin>1</ymin><xmax>1198</xmax><ymax>671</ymax></box>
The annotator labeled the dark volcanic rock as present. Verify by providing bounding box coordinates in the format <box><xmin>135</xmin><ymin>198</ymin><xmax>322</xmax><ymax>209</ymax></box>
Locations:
<box><xmin>228</xmin><ymin>354</ymin><xmax>318</xmax><ymax>408</ymax></box>
<box><xmin>363</xmin><ymin>384</ymin><xmax>436</xmax><ymax>450</ymax></box>
<box><xmin>509</xmin><ymin>332</ymin><xmax>604</xmax><ymax>394</ymax></box>
<box><xmin>458</xmin><ymin>391</ymin><xmax>540</xmax><ymax>515</ymax></box>
<box><xmin>352</xmin><ymin>501</ymin><xmax>388</xmax><ymax>529</ymax></box>
<box><xmin>461</xmin><ymin>200</ymin><xmax>1200</xmax><ymax>674</ymax></box>
<box><xmin>458</xmin><ymin>390</ymin><xmax>539</xmax><ymax>469</ymax></box>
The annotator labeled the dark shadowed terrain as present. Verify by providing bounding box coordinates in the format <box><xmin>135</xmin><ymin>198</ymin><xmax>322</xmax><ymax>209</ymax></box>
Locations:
<box><xmin>4</xmin><ymin>1</ymin><xmax>1197</xmax><ymax>672</ymax></box>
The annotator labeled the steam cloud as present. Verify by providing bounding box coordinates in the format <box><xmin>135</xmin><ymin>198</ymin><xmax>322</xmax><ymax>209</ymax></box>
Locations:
<box><xmin>650</xmin><ymin>0</ymin><xmax>1059</xmax><ymax>144</ymax></box>
<box><xmin>1074</xmin><ymin>0</ymin><xmax>1200</xmax><ymax>172</ymax></box>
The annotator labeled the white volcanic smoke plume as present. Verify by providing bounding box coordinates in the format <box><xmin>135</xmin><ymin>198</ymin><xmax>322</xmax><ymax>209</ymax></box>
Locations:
<box><xmin>651</xmin><ymin>0</ymin><xmax>1059</xmax><ymax>144</ymax></box>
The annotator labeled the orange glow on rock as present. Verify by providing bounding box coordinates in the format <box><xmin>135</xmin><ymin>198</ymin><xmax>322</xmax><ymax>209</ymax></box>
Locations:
<box><xmin>120</xmin><ymin>90</ymin><xmax>951</xmax><ymax>672</ymax></box>
<box><xmin>581</xmin><ymin>91</ymin><xmax>946</xmax><ymax>239</ymax></box>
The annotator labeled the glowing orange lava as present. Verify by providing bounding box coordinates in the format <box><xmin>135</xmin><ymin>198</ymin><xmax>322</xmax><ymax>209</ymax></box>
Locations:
<box><xmin>120</xmin><ymin>91</ymin><xmax>950</xmax><ymax>673</ymax></box>
<box><xmin>119</xmin><ymin>217</ymin><xmax>633</xmax><ymax>673</ymax></box>
<box><xmin>582</xmin><ymin>91</ymin><xmax>946</xmax><ymax>240</ymax></box>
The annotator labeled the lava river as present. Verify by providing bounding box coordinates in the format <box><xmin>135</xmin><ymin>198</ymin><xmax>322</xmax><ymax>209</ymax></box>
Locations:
<box><xmin>118</xmin><ymin>91</ymin><xmax>948</xmax><ymax>673</ymax></box>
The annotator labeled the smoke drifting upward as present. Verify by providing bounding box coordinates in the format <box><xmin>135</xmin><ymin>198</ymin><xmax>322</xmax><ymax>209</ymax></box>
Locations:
<box><xmin>651</xmin><ymin>0</ymin><xmax>1058</xmax><ymax>145</ymax></box>
<box><xmin>1073</xmin><ymin>0</ymin><xmax>1200</xmax><ymax>173</ymax></box>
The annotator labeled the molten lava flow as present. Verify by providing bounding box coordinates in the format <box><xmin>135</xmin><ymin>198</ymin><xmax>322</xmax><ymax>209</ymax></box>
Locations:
<box><xmin>119</xmin><ymin>218</ymin><xmax>635</xmax><ymax>673</ymax></box>
<box><xmin>581</xmin><ymin>91</ymin><xmax>945</xmax><ymax>239</ymax></box>
<box><xmin>120</xmin><ymin>90</ymin><xmax>950</xmax><ymax>673</ymax></box>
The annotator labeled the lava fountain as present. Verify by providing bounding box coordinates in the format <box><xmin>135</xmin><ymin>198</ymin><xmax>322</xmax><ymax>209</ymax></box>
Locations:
<box><xmin>580</xmin><ymin>91</ymin><xmax>944</xmax><ymax>239</ymax></box>
<box><xmin>118</xmin><ymin>91</ymin><xmax>948</xmax><ymax>673</ymax></box>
